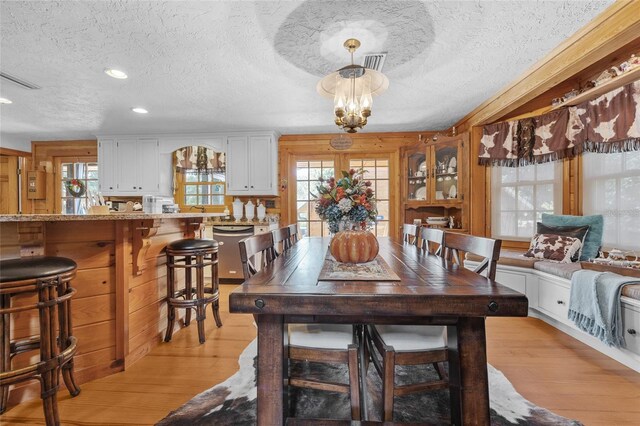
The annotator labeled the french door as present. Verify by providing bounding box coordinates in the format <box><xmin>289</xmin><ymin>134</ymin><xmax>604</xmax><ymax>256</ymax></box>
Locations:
<box><xmin>290</xmin><ymin>153</ymin><xmax>397</xmax><ymax>238</ymax></box>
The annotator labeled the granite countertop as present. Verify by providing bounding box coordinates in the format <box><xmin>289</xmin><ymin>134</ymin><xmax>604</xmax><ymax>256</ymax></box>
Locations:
<box><xmin>0</xmin><ymin>213</ymin><xmax>222</xmax><ymax>222</ymax></box>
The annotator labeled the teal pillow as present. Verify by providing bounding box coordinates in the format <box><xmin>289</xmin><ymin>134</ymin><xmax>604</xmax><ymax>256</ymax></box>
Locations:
<box><xmin>541</xmin><ymin>214</ymin><xmax>603</xmax><ymax>261</ymax></box>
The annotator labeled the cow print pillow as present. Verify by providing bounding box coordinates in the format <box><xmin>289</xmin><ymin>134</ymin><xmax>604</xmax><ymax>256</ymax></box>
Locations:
<box><xmin>524</xmin><ymin>233</ymin><xmax>582</xmax><ymax>263</ymax></box>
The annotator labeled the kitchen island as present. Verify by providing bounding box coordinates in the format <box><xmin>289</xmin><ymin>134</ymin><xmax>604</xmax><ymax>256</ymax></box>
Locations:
<box><xmin>0</xmin><ymin>213</ymin><xmax>219</xmax><ymax>406</ymax></box>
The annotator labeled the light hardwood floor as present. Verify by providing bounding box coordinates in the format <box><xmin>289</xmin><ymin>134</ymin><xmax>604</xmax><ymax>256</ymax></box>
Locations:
<box><xmin>1</xmin><ymin>285</ymin><xmax>639</xmax><ymax>425</ymax></box>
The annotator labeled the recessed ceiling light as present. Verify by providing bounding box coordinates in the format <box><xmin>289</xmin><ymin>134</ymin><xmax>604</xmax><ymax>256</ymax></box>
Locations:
<box><xmin>104</xmin><ymin>68</ymin><xmax>128</xmax><ymax>79</ymax></box>
<box><xmin>131</xmin><ymin>107</ymin><xmax>148</xmax><ymax>114</ymax></box>
<box><xmin>0</xmin><ymin>97</ymin><xmax>12</xmax><ymax>104</ymax></box>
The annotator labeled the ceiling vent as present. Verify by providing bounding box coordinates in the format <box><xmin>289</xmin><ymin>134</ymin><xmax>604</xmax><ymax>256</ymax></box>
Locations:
<box><xmin>362</xmin><ymin>53</ymin><xmax>387</xmax><ymax>72</ymax></box>
<box><xmin>0</xmin><ymin>72</ymin><xmax>41</xmax><ymax>90</ymax></box>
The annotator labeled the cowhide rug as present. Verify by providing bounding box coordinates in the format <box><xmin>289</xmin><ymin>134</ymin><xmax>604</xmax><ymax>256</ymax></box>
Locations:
<box><xmin>157</xmin><ymin>339</ymin><xmax>581</xmax><ymax>425</ymax></box>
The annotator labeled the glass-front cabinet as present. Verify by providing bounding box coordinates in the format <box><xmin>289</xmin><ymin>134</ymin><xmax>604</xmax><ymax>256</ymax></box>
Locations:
<box><xmin>431</xmin><ymin>140</ymin><xmax>460</xmax><ymax>203</ymax></box>
<box><xmin>402</xmin><ymin>134</ymin><xmax>468</xmax><ymax>232</ymax></box>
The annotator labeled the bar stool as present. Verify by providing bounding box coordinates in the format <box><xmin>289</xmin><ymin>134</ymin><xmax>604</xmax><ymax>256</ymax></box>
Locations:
<box><xmin>164</xmin><ymin>239</ymin><xmax>222</xmax><ymax>344</ymax></box>
<box><xmin>0</xmin><ymin>256</ymin><xmax>81</xmax><ymax>426</ymax></box>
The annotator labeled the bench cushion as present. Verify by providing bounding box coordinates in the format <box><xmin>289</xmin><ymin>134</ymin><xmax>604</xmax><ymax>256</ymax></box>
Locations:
<box><xmin>621</xmin><ymin>284</ymin><xmax>640</xmax><ymax>301</ymax></box>
<box><xmin>467</xmin><ymin>249</ymin><xmax>538</xmax><ymax>269</ymax></box>
<box><xmin>533</xmin><ymin>261</ymin><xmax>583</xmax><ymax>280</ymax></box>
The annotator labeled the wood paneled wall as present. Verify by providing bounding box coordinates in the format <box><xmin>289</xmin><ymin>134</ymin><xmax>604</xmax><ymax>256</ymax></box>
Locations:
<box><xmin>278</xmin><ymin>132</ymin><xmax>437</xmax><ymax>240</ymax></box>
<box><xmin>29</xmin><ymin>140</ymin><xmax>97</xmax><ymax>214</ymax></box>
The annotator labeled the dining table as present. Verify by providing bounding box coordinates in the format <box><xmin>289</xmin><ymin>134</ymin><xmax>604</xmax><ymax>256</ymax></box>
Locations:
<box><xmin>229</xmin><ymin>236</ymin><xmax>529</xmax><ymax>425</ymax></box>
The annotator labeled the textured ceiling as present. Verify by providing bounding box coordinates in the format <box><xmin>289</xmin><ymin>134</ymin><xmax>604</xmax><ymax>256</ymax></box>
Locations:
<box><xmin>0</xmin><ymin>0</ymin><xmax>613</xmax><ymax>148</ymax></box>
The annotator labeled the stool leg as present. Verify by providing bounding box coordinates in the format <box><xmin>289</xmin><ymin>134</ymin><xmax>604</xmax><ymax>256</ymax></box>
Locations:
<box><xmin>0</xmin><ymin>294</ymin><xmax>10</xmax><ymax>414</ymax></box>
<box><xmin>39</xmin><ymin>282</ymin><xmax>60</xmax><ymax>426</ymax></box>
<box><xmin>164</xmin><ymin>255</ymin><xmax>176</xmax><ymax>343</ymax></box>
<box><xmin>211</xmin><ymin>252</ymin><xmax>222</xmax><ymax>328</ymax></box>
<box><xmin>184</xmin><ymin>256</ymin><xmax>192</xmax><ymax>327</ymax></box>
<box><xmin>196</xmin><ymin>253</ymin><xmax>206</xmax><ymax>344</ymax></box>
<box><xmin>58</xmin><ymin>279</ymin><xmax>80</xmax><ymax>397</ymax></box>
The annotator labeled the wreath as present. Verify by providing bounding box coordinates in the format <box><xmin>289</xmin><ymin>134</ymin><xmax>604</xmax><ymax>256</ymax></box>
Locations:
<box><xmin>65</xmin><ymin>179</ymin><xmax>86</xmax><ymax>197</ymax></box>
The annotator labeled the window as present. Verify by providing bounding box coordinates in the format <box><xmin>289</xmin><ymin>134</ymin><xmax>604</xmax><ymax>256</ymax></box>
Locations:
<box><xmin>349</xmin><ymin>158</ymin><xmax>390</xmax><ymax>237</ymax></box>
<box><xmin>182</xmin><ymin>170</ymin><xmax>226</xmax><ymax>206</ymax></box>
<box><xmin>296</xmin><ymin>159</ymin><xmax>335</xmax><ymax>237</ymax></box>
<box><xmin>60</xmin><ymin>161</ymin><xmax>99</xmax><ymax>214</ymax></box>
<box><xmin>491</xmin><ymin>162</ymin><xmax>562</xmax><ymax>240</ymax></box>
<box><xmin>583</xmin><ymin>151</ymin><xmax>640</xmax><ymax>250</ymax></box>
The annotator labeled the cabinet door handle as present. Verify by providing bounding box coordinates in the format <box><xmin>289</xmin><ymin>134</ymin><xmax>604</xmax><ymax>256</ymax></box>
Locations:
<box><xmin>139</xmin><ymin>187</ymin><xmax>142</xmax><ymax>190</ymax></box>
<box><xmin>133</xmin><ymin>186</ymin><xmax>137</xmax><ymax>189</ymax></box>
<box><xmin>628</xmin><ymin>328</ymin><xmax>637</xmax><ymax>335</ymax></box>
<box><xmin>556</xmin><ymin>300</ymin><xmax>565</xmax><ymax>305</ymax></box>
<box><xmin>244</xmin><ymin>185</ymin><xmax>248</xmax><ymax>188</ymax></box>
<box><xmin>251</xmin><ymin>185</ymin><xmax>254</xmax><ymax>188</ymax></box>
<box><xmin>109</xmin><ymin>187</ymin><xmax>113</xmax><ymax>190</ymax></box>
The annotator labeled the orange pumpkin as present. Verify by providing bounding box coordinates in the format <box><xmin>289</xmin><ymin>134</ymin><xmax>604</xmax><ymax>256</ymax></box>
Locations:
<box><xmin>330</xmin><ymin>230</ymin><xmax>379</xmax><ymax>263</ymax></box>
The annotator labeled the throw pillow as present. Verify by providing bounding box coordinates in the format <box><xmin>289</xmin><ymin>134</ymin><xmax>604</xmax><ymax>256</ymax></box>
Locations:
<box><xmin>536</xmin><ymin>222</ymin><xmax>590</xmax><ymax>262</ymax></box>
<box><xmin>541</xmin><ymin>214</ymin><xmax>603</xmax><ymax>261</ymax></box>
<box><xmin>524</xmin><ymin>233</ymin><xmax>582</xmax><ymax>263</ymax></box>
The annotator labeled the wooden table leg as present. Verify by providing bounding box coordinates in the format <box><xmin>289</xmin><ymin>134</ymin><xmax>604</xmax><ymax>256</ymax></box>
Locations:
<box><xmin>256</xmin><ymin>314</ymin><xmax>285</xmax><ymax>426</ymax></box>
<box><xmin>447</xmin><ymin>317</ymin><xmax>490</xmax><ymax>426</ymax></box>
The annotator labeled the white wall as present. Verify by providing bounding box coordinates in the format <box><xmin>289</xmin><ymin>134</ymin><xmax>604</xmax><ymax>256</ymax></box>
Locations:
<box><xmin>0</xmin><ymin>133</ymin><xmax>31</xmax><ymax>152</ymax></box>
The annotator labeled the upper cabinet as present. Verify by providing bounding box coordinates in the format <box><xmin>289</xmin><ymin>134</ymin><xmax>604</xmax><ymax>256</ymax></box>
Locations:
<box><xmin>97</xmin><ymin>132</ymin><xmax>278</xmax><ymax>197</ymax></box>
<box><xmin>226</xmin><ymin>133</ymin><xmax>278</xmax><ymax>196</ymax></box>
<box><xmin>98</xmin><ymin>138</ymin><xmax>160</xmax><ymax>195</ymax></box>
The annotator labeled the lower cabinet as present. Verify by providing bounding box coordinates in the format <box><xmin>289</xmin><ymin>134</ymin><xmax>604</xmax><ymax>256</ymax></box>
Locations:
<box><xmin>536</xmin><ymin>276</ymin><xmax>570</xmax><ymax>321</ymax></box>
<box><xmin>495</xmin><ymin>270</ymin><xmax>527</xmax><ymax>294</ymax></box>
<box><xmin>622</xmin><ymin>303</ymin><xmax>640</xmax><ymax>355</ymax></box>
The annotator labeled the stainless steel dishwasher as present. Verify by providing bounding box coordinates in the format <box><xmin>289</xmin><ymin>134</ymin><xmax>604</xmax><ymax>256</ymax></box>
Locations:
<box><xmin>210</xmin><ymin>225</ymin><xmax>254</xmax><ymax>283</ymax></box>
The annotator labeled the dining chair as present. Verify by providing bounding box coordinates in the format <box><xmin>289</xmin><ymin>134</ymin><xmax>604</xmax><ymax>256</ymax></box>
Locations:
<box><xmin>402</xmin><ymin>223</ymin><xmax>419</xmax><ymax>246</ymax></box>
<box><xmin>239</xmin><ymin>234</ymin><xmax>362</xmax><ymax>420</ymax></box>
<box><xmin>238</xmin><ymin>233</ymin><xmax>276</xmax><ymax>278</ymax></box>
<box><xmin>443</xmin><ymin>232</ymin><xmax>502</xmax><ymax>280</ymax></box>
<box><xmin>288</xmin><ymin>223</ymin><xmax>299</xmax><ymax>245</ymax></box>
<box><xmin>272</xmin><ymin>226</ymin><xmax>291</xmax><ymax>257</ymax></box>
<box><xmin>366</xmin><ymin>232</ymin><xmax>501</xmax><ymax>421</ymax></box>
<box><xmin>421</xmin><ymin>227</ymin><xmax>444</xmax><ymax>255</ymax></box>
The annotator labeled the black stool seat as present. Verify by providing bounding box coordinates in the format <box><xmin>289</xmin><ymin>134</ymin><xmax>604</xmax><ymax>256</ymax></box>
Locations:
<box><xmin>0</xmin><ymin>256</ymin><xmax>77</xmax><ymax>283</ymax></box>
<box><xmin>167</xmin><ymin>239</ymin><xmax>218</xmax><ymax>251</ymax></box>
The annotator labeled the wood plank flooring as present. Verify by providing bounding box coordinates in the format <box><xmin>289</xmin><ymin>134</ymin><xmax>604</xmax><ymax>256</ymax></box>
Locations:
<box><xmin>1</xmin><ymin>285</ymin><xmax>639</xmax><ymax>425</ymax></box>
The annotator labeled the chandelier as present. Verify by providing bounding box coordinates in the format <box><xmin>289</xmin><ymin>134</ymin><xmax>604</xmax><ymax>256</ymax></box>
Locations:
<box><xmin>317</xmin><ymin>38</ymin><xmax>389</xmax><ymax>133</ymax></box>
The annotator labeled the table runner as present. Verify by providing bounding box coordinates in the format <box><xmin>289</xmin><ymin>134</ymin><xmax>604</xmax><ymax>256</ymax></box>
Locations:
<box><xmin>318</xmin><ymin>250</ymin><xmax>401</xmax><ymax>281</ymax></box>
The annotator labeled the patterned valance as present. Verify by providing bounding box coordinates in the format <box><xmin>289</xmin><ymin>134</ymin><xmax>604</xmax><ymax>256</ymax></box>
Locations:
<box><xmin>174</xmin><ymin>146</ymin><xmax>225</xmax><ymax>172</ymax></box>
<box><xmin>479</xmin><ymin>80</ymin><xmax>640</xmax><ymax>167</ymax></box>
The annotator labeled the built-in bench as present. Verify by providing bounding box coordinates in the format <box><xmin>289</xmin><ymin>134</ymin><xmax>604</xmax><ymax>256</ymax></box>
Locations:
<box><xmin>466</xmin><ymin>250</ymin><xmax>640</xmax><ymax>372</ymax></box>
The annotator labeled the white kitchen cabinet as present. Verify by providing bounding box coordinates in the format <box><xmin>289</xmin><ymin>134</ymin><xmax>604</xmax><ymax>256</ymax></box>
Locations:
<box><xmin>98</xmin><ymin>139</ymin><xmax>117</xmax><ymax>194</ymax></box>
<box><xmin>226</xmin><ymin>133</ymin><xmax>278</xmax><ymax>196</ymax></box>
<box><xmin>98</xmin><ymin>138</ymin><xmax>160</xmax><ymax>195</ymax></box>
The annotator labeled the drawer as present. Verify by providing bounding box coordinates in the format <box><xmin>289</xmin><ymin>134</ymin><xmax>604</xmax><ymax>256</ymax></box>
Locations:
<box><xmin>495</xmin><ymin>270</ymin><xmax>526</xmax><ymax>294</ymax></box>
<box><xmin>538</xmin><ymin>277</ymin><xmax>570</xmax><ymax>320</ymax></box>
<box><xmin>622</xmin><ymin>304</ymin><xmax>640</xmax><ymax>355</ymax></box>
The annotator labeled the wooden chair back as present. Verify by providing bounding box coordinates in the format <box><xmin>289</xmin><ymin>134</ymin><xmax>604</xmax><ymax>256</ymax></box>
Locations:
<box><xmin>272</xmin><ymin>227</ymin><xmax>291</xmax><ymax>256</ymax></box>
<box><xmin>442</xmin><ymin>232</ymin><xmax>501</xmax><ymax>280</ymax></box>
<box><xmin>239</xmin><ymin>233</ymin><xmax>276</xmax><ymax>280</ymax></box>
<box><xmin>402</xmin><ymin>224</ymin><xmax>419</xmax><ymax>246</ymax></box>
<box><xmin>288</xmin><ymin>223</ymin><xmax>299</xmax><ymax>245</ymax></box>
<box><xmin>421</xmin><ymin>227</ymin><xmax>444</xmax><ymax>255</ymax></box>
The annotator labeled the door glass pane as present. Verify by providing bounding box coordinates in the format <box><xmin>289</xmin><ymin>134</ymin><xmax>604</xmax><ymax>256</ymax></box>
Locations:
<box><xmin>60</xmin><ymin>161</ymin><xmax>98</xmax><ymax>214</ymax></box>
<box><xmin>295</xmin><ymin>159</ymin><xmax>334</xmax><ymax>237</ymax></box>
<box><xmin>349</xmin><ymin>158</ymin><xmax>390</xmax><ymax>237</ymax></box>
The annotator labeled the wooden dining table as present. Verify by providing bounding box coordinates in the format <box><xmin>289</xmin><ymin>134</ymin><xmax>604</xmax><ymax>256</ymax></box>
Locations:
<box><xmin>229</xmin><ymin>237</ymin><xmax>529</xmax><ymax>425</ymax></box>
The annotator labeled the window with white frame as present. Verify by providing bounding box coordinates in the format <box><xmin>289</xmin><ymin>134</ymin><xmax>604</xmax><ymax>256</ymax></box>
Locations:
<box><xmin>582</xmin><ymin>151</ymin><xmax>640</xmax><ymax>251</ymax></box>
<box><xmin>491</xmin><ymin>162</ymin><xmax>563</xmax><ymax>240</ymax></box>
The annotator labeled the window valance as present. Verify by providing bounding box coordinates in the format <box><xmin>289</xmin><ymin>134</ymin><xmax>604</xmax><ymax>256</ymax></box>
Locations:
<box><xmin>479</xmin><ymin>80</ymin><xmax>640</xmax><ymax>167</ymax></box>
<box><xmin>174</xmin><ymin>146</ymin><xmax>225</xmax><ymax>172</ymax></box>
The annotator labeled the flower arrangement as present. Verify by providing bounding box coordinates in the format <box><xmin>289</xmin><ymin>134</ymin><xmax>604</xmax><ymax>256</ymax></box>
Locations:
<box><xmin>314</xmin><ymin>168</ymin><xmax>377</xmax><ymax>234</ymax></box>
<box><xmin>65</xmin><ymin>179</ymin><xmax>86</xmax><ymax>197</ymax></box>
